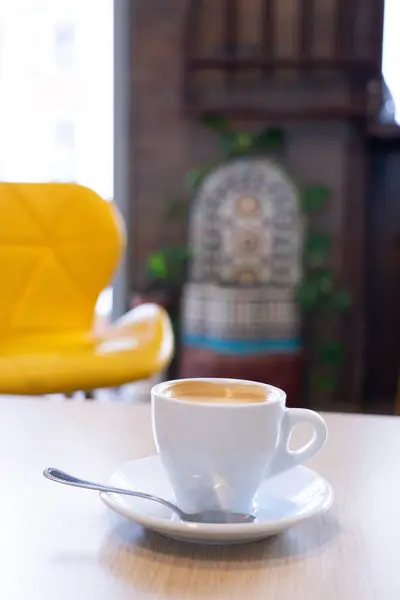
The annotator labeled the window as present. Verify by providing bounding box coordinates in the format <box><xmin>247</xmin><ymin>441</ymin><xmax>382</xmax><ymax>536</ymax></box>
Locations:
<box><xmin>54</xmin><ymin>21</ymin><xmax>75</xmax><ymax>68</ymax></box>
<box><xmin>0</xmin><ymin>0</ymin><xmax>113</xmax><ymax>197</ymax></box>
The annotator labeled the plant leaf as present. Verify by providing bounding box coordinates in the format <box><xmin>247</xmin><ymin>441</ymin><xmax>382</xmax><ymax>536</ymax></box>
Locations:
<box><xmin>171</xmin><ymin>315</ymin><xmax>180</xmax><ymax>335</ymax></box>
<box><xmin>147</xmin><ymin>252</ymin><xmax>168</xmax><ymax>279</ymax></box>
<box><xmin>319</xmin><ymin>341</ymin><xmax>344</xmax><ymax>365</ymax></box>
<box><xmin>163</xmin><ymin>245</ymin><xmax>190</xmax><ymax>261</ymax></box>
<box><xmin>186</xmin><ymin>165</ymin><xmax>212</xmax><ymax>193</ymax></box>
<box><xmin>313</xmin><ymin>268</ymin><xmax>334</xmax><ymax>294</ymax></box>
<box><xmin>329</xmin><ymin>290</ymin><xmax>352</xmax><ymax>312</ymax></box>
<box><xmin>220</xmin><ymin>132</ymin><xmax>236</xmax><ymax>158</ymax></box>
<box><xmin>200</xmin><ymin>115</ymin><xmax>229</xmax><ymax>133</ymax></box>
<box><xmin>295</xmin><ymin>280</ymin><xmax>319</xmax><ymax>311</ymax></box>
<box><xmin>304</xmin><ymin>233</ymin><xmax>331</xmax><ymax>266</ymax></box>
<box><xmin>236</xmin><ymin>132</ymin><xmax>255</xmax><ymax>151</ymax></box>
<box><xmin>163</xmin><ymin>197</ymin><xmax>188</xmax><ymax>221</ymax></box>
<box><xmin>146</xmin><ymin>245</ymin><xmax>189</xmax><ymax>287</ymax></box>
<box><xmin>255</xmin><ymin>127</ymin><xmax>285</xmax><ymax>152</ymax></box>
<box><xmin>221</xmin><ymin>132</ymin><xmax>258</xmax><ymax>158</ymax></box>
<box><xmin>311</xmin><ymin>371</ymin><xmax>338</xmax><ymax>392</ymax></box>
<box><xmin>317</xmin><ymin>374</ymin><xmax>337</xmax><ymax>392</ymax></box>
<box><xmin>301</xmin><ymin>186</ymin><xmax>330</xmax><ymax>214</ymax></box>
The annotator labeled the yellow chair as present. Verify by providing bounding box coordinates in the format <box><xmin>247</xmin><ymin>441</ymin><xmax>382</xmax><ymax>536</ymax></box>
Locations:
<box><xmin>0</xmin><ymin>182</ymin><xmax>173</xmax><ymax>395</ymax></box>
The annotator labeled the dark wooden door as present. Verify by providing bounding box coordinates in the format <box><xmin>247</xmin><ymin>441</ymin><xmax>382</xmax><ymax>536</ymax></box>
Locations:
<box><xmin>365</xmin><ymin>139</ymin><xmax>400</xmax><ymax>410</ymax></box>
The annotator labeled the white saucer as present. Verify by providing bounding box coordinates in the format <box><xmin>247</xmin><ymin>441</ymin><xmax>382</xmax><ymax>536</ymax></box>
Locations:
<box><xmin>100</xmin><ymin>455</ymin><xmax>333</xmax><ymax>545</ymax></box>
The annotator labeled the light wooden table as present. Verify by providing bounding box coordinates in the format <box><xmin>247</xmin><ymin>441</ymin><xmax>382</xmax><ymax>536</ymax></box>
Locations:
<box><xmin>1</xmin><ymin>397</ymin><xmax>399</xmax><ymax>600</ymax></box>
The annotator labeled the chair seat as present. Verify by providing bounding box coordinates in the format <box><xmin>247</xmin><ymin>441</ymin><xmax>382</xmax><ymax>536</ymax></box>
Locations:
<box><xmin>0</xmin><ymin>183</ymin><xmax>174</xmax><ymax>394</ymax></box>
<box><xmin>0</xmin><ymin>304</ymin><xmax>173</xmax><ymax>395</ymax></box>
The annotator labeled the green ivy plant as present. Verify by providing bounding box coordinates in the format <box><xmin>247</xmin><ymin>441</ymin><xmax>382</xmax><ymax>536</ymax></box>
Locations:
<box><xmin>144</xmin><ymin>190</ymin><xmax>191</xmax><ymax>293</ymax></box>
<box><xmin>296</xmin><ymin>186</ymin><xmax>351</xmax><ymax>395</ymax></box>
<box><xmin>185</xmin><ymin>116</ymin><xmax>351</xmax><ymax>398</ymax></box>
<box><xmin>146</xmin><ymin>244</ymin><xmax>189</xmax><ymax>292</ymax></box>
<box><xmin>186</xmin><ymin>116</ymin><xmax>285</xmax><ymax>193</ymax></box>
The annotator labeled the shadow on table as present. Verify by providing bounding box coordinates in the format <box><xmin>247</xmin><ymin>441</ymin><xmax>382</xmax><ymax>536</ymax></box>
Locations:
<box><xmin>99</xmin><ymin>511</ymin><xmax>339</xmax><ymax>596</ymax></box>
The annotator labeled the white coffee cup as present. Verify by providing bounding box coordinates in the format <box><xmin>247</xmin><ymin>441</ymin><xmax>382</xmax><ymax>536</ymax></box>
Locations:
<box><xmin>151</xmin><ymin>378</ymin><xmax>328</xmax><ymax>515</ymax></box>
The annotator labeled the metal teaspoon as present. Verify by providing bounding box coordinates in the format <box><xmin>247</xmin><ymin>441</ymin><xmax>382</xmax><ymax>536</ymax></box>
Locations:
<box><xmin>43</xmin><ymin>467</ymin><xmax>256</xmax><ymax>525</ymax></box>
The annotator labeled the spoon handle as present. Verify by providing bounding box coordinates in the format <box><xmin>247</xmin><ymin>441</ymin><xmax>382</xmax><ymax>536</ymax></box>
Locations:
<box><xmin>43</xmin><ymin>467</ymin><xmax>184</xmax><ymax>518</ymax></box>
<box><xmin>44</xmin><ymin>467</ymin><xmax>130</xmax><ymax>494</ymax></box>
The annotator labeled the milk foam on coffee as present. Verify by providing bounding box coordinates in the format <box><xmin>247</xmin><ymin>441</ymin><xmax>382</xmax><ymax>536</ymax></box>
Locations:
<box><xmin>162</xmin><ymin>380</ymin><xmax>268</xmax><ymax>404</ymax></box>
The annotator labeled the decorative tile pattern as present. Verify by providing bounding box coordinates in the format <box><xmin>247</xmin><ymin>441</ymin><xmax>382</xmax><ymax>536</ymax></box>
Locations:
<box><xmin>182</xmin><ymin>158</ymin><xmax>303</xmax><ymax>349</ymax></box>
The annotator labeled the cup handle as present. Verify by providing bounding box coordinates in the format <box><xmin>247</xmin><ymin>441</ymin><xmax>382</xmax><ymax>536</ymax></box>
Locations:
<box><xmin>268</xmin><ymin>408</ymin><xmax>328</xmax><ymax>478</ymax></box>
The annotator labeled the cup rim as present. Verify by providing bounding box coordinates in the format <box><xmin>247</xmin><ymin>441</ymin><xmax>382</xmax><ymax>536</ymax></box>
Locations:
<box><xmin>151</xmin><ymin>377</ymin><xmax>286</xmax><ymax>407</ymax></box>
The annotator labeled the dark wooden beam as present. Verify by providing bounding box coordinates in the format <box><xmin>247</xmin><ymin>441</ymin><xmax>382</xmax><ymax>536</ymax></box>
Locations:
<box><xmin>299</xmin><ymin>0</ymin><xmax>314</xmax><ymax>59</ymax></box>
<box><xmin>261</xmin><ymin>0</ymin><xmax>275</xmax><ymax>62</ymax></box>
<box><xmin>224</xmin><ymin>0</ymin><xmax>238</xmax><ymax>55</ymax></box>
<box><xmin>188</xmin><ymin>56</ymin><xmax>374</xmax><ymax>74</ymax></box>
<box><xmin>223</xmin><ymin>0</ymin><xmax>238</xmax><ymax>86</ymax></box>
<box><xmin>182</xmin><ymin>0</ymin><xmax>202</xmax><ymax>107</ymax></box>
<box><xmin>334</xmin><ymin>0</ymin><xmax>354</xmax><ymax>59</ymax></box>
<box><xmin>184</xmin><ymin>104</ymin><xmax>369</xmax><ymax>121</ymax></box>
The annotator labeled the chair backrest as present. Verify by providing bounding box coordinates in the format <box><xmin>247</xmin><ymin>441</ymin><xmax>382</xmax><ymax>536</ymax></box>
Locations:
<box><xmin>0</xmin><ymin>183</ymin><xmax>124</xmax><ymax>341</ymax></box>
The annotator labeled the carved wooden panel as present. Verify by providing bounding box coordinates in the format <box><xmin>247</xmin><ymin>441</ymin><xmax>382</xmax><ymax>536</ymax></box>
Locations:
<box><xmin>183</xmin><ymin>0</ymin><xmax>385</xmax><ymax>119</ymax></box>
